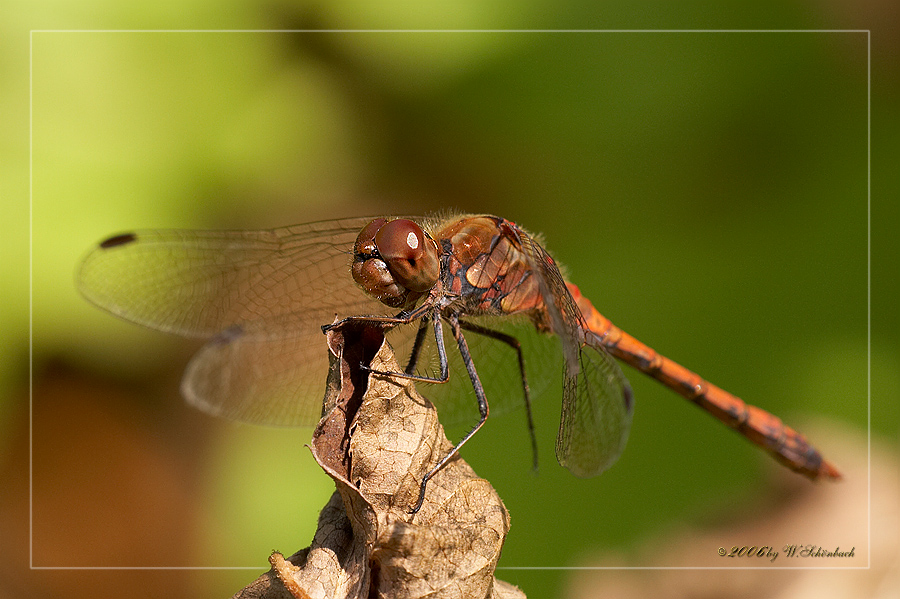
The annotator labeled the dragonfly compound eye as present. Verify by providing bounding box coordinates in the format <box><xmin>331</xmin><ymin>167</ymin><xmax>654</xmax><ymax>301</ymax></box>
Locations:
<box><xmin>351</xmin><ymin>217</ymin><xmax>411</xmax><ymax>307</ymax></box>
<box><xmin>374</xmin><ymin>219</ymin><xmax>440</xmax><ymax>293</ymax></box>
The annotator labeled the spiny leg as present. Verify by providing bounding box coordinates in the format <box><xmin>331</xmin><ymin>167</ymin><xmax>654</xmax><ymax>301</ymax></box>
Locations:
<box><xmin>321</xmin><ymin>299</ymin><xmax>434</xmax><ymax>333</ymax></box>
<box><xmin>323</xmin><ymin>302</ymin><xmax>451</xmax><ymax>384</ymax></box>
<box><xmin>458</xmin><ymin>319</ymin><xmax>538</xmax><ymax>472</ymax></box>
<box><xmin>411</xmin><ymin>313</ymin><xmax>490</xmax><ymax>514</ymax></box>
<box><xmin>367</xmin><ymin>309</ymin><xmax>451</xmax><ymax>385</ymax></box>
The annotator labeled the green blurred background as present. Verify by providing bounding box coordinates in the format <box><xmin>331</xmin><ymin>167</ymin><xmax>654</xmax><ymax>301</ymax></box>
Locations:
<box><xmin>3</xmin><ymin>2</ymin><xmax>898</xmax><ymax>598</ymax></box>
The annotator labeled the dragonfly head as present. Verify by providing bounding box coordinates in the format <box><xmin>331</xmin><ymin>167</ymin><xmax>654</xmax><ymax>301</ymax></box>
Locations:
<box><xmin>352</xmin><ymin>218</ymin><xmax>441</xmax><ymax>307</ymax></box>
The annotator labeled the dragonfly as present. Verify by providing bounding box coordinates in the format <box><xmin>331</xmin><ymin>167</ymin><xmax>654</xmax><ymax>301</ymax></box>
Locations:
<box><xmin>78</xmin><ymin>214</ymin><xmax>841</xmax><ymax>512</ymax></box>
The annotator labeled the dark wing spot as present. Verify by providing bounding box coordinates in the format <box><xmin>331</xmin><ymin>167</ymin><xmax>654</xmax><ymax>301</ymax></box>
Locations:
<box><xmin>99</xmin><ymin>233</ymin><xmax>137</xmax><ymax>249</ymax></box>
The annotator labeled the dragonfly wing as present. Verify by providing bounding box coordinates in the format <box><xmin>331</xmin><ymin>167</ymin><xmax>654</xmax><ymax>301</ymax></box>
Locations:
<box><xmin>181</xmin><ymin>324</ymin><xmax>331</xmax><ymax>426</ymax></box>
<box><xmin>77</xmin><ymin>217</ymin><xmax>393</xmax><ymax>339</ymax></box>
<box><xmin>517</xmin><ymin>228</ymin><xmax>634</xmax><ymax>476</ymax></box>
<box><xmin>557</xmin><ymin>343</ymin><xmax>633</xmax><ymax>477</ymax></box>
<box><xmin>78</xmin><ymin>216</ymin><xmax>415</xmax><ymax>426</ymax></box>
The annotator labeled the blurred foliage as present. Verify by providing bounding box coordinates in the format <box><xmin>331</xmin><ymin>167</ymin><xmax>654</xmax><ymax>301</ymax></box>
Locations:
<box><xmin>3</xmin><ymin>2</ymin><xmax>897</xmax><ymax>598</ymax></box>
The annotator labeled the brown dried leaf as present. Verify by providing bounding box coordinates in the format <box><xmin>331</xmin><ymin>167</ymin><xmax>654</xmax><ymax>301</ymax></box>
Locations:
<box><xmin>233</xmin><ymin>323</ymin><xmax>525</xmax><ymax>599</ymax></box>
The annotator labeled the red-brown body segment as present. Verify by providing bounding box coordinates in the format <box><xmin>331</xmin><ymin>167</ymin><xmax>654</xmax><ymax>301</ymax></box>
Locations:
<box><xmin>566</xmin><ymin>282</ymin><xmax>842</xmax><ymax>481</ymax></box>
<box><xmin>434</xmin><ymin>216</ymin><xmax>546</xmax><ymax>322</ymax></box>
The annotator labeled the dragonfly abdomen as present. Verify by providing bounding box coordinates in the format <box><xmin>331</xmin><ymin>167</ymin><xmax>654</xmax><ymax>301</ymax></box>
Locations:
<box><xmin>567</xmin><ymin>283</ymin><xmax>841</xmax><ymax>481</ymax></box>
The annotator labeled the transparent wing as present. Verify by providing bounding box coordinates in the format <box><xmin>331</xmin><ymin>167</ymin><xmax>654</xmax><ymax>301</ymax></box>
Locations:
<box><xmin>518</xmin><ymin>231</ymin><xmax>634</xmax><ymax>476</ymax></box>
<box><xmin>182</xmin><ymin>326</ymin><xmax>332</xmax><ymax>425</ymax></box>
<box><xmin>78</xmin><ymin>217</ymin><xmax>395</xmax><ymax>339</ymax></box>
<box><xmin>386</xmin><ymin>313</ymin><xmax>562</xmax><ymax>431</ymax></box>
<box><xmin>557</xmin><ymin>343</ymin><xmax>633</xmax><ymax>477</ymax></box>
<box><xmin>77</xmin><ymin>216</ymin><xmax>408</xmax><ymax>426</ymax></box>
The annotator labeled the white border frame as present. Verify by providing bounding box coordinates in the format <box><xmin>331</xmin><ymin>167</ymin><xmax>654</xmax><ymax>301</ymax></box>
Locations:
<box><xmin>29</xmin><ymin>28</ymin><xmax>872</xmax><ymax>572</ymax></box>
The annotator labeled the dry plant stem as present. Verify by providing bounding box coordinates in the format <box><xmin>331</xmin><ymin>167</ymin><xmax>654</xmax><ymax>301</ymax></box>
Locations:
<box><xmin>233</xmin><ymin>323</ymin><xmax>525</xmax><ymax>599</ymax></box>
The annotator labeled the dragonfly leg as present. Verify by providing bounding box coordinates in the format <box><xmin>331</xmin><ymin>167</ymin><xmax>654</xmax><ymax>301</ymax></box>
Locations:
<box><xmin>323</xmin><ymin>299</ymin><xmax>451</xmax><ymax>383</ymax></box>
<box><xmin>411</xmin><ymin>313</ymin><xmax>489</xmax><ymax>514</ymax></box>
<box><xmin>404</xmin><ymin>317</ymin><xmax>431</xmax><ymax>374</ymax></box>
<box><xmin>458</xmin><ymin>320</ymin><xmax>539</xmax><ymax>473</ymax></box>
<box><xmin>321</xmin><ymin>299</ymin><xmax>434</xmax><ymax>333</ymax></box>
<box><xmin>367</xmin><ymin>310</ymin><xmax>451</xmax><ymax>385</ymax></box>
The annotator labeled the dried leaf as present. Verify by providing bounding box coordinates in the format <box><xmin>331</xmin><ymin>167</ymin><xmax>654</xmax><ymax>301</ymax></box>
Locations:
<box><xmin>233</xmin><ymin>323</ymin><xmax>525</xmax><ymax>599</ymax></box>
